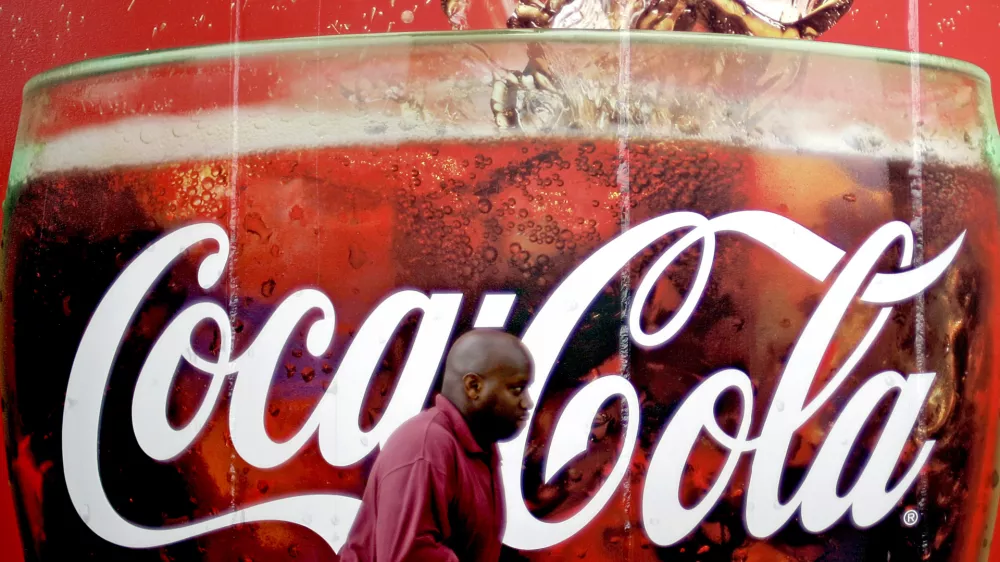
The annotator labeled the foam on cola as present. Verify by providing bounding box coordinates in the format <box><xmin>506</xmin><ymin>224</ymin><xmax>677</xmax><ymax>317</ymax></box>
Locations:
<box><xmin>5</xmin><ymin>108</ymin><xmax>1000</xmax><ymax>562</ymax></box>
<box><xmin>26</xmin><ymin>102</ymin><xmax>987</xmax><ymax>176</ymax></box>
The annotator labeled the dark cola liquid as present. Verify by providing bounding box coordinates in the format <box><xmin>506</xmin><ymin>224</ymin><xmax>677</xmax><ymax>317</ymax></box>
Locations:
<box><xmin>3</xmin><ymin>138</ymin><xmax>1000</xmax><ymax>562</ymax></box>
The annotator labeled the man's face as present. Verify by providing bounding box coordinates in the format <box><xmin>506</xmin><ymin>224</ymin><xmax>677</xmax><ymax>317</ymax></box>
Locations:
<box><xmin>477</xmin><ymin>364</ymin><xmax>534</xmax><ymax>442</ymax></box>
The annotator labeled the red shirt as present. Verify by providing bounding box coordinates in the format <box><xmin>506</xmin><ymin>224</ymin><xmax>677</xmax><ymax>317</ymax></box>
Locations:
<box><xmin>340</xmin><ymin>395</ymin><xmax>506</xmax><ymax>562</ymax></box>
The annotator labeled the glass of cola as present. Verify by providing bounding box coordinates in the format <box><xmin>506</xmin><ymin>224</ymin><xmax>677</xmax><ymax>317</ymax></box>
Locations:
<box><xmin>3</xmin><ymin>32</ymin><xmax>1000</xmax><ymax>562</ymax></box>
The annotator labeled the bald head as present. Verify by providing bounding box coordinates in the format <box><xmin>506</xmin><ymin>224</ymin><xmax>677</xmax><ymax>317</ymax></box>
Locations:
<box><xmin>441</xmin><ymin>329</ymin><xmax>535</xmax><ymax>444</ymax></box>
<box><xmin>443</xmin><ymin>330</ymin><xmax>531</xmax><ymax>390</ymax></box>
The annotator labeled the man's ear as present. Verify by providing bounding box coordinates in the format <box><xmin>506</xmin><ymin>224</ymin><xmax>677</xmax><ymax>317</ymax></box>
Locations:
<box><xmin>463</xmin><ymin>373</ymin><xmax>482</xmax><ymax>401</ymax></box>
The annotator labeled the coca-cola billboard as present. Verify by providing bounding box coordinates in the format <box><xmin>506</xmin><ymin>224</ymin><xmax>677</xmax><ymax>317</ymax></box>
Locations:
<box><xmin>2</xmin><ymin>2</ymin><xmax>1000</xmax><ymax>562</ymax></box>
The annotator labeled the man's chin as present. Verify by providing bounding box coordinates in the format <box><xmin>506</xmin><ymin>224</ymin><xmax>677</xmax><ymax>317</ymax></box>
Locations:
<box><xmin>497</xmin><ymin>423</ymin><xmax>526</xmax><ymax>442</ymax></box>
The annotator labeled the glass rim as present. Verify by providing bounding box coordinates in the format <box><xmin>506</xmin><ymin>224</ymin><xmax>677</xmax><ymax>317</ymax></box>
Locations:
<box><xmin>23</xmin><ymin>29</ymin><xmax>993</xmax><ymax>95</ymax></box>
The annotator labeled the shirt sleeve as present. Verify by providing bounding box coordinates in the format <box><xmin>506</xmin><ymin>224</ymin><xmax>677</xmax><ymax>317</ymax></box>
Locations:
<box><xmin>374</xmin><ymin>458</ymin><xmax>460</xmax><ymax>562</ymax></box>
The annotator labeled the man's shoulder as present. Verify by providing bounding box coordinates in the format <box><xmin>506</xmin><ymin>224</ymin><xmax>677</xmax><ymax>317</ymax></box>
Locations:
<box><xmin>374</xmin><ymin>407</ymin><xmax>459</xmax><ymax>472</ymax></box>
<box><xmin>387</xmin><ymin>406</ymin><xmax>458</xmax><ymax>447</ymax></box>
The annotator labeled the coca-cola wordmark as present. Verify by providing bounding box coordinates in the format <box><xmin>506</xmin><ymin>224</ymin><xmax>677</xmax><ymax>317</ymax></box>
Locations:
<box><xmin>61</xmin><ymin>209</ymin><xmax>964</xmax><ymax>554</ymax></box>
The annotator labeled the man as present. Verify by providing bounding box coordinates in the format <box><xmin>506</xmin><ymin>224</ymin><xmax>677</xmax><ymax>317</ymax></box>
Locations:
<box><xmin>340</xmin><ymin>329</ymin><xmax>535</xmax><ymax>562</ymax></box>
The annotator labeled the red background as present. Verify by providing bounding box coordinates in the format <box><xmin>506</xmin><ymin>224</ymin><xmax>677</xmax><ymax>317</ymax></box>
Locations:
<box><xmin>0</xmin><ymin>1</ymin><xmax>998</xmax><ymax>561</ymax></box>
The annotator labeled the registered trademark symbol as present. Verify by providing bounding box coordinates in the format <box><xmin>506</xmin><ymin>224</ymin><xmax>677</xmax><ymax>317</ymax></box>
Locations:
<box><xmin>901</xmin><ymin>509</ymin><xmax>920</xmax><ymax>527</ymax></box>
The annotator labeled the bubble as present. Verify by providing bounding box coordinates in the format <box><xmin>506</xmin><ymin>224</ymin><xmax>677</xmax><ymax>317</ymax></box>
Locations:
<box><xmin>261</xmin><ymin>279</ymin><xmax>276</xmax><ymax>298</ymax></box>
<box><xmin>509</xmin><ymin>243</ymin><xmax>522</xmax><ymax>254</ymax></box>
<box><xmin>518</xmin><ymin>208</ymin><xmax>529</xmax><ymax>218</ymax></box>
<box><xmin>482</xmin><ymin>246</ymin><xmax>498</xmax><ymax>262</ymax></box>
<box><xmin>401</xmin><ymin>9</ymin><xmax>414</xmax><ymax>23</ymax></box>
<box><xmin>477</xmin><ymin>199</ymin><xmax>492</xmax><ymax>213</ymax></box>
<box><xmin>348</xmin><ymin>246</ymin><xmax>368</xmax><ymax>269</ymax></box>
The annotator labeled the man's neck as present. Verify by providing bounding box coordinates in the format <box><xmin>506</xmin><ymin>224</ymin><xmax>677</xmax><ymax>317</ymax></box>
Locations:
<box><xmin>441</xmin><ymin>393</ymin><xmax>495</xmax><ymax>449</ymax></box>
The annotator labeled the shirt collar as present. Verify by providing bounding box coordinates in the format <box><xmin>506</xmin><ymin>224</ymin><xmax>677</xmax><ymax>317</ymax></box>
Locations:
<box><xmin>435</xmin><ymin>394</ymin><xmax>487</xmax><ymax>456</ymax></box>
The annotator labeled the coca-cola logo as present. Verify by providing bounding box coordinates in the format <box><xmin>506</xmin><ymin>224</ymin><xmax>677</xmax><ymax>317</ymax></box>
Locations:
<box><xmin>60</xmin><ymin>210</ymin><xmax>964</xmax><ymax>553</ymax></box>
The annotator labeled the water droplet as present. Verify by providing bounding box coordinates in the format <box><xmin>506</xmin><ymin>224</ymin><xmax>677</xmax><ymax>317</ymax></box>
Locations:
<box><xmin>260</xmin><ymin>279</ymin><xmax>276</xmax><ymax>298</ymax></box>
<box><xmin>348</xmin><ymin>245</ymin><xmax>368</xmax><ymax>269</ymax></box>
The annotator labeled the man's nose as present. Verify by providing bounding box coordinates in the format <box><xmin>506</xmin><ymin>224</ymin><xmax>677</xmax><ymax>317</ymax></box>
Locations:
<box><xmin>520</xmin><ymin>394</ymin><xmax>534</xmax><ymax>411</ymax></box>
